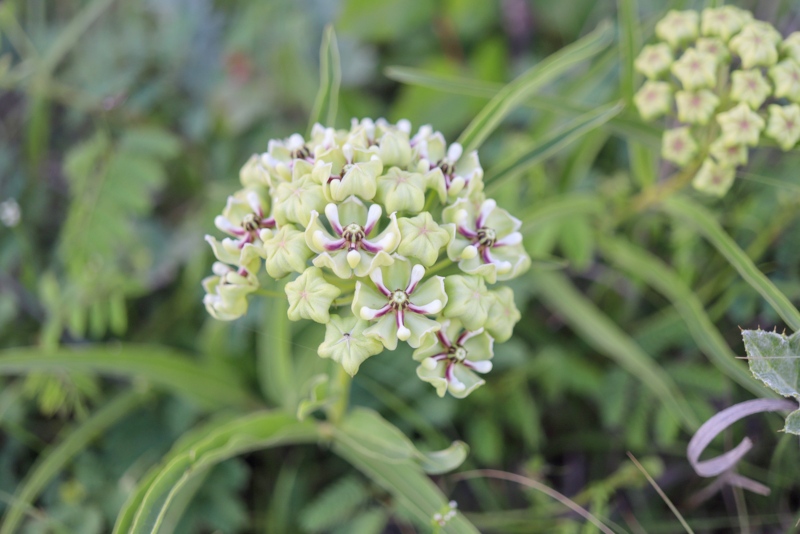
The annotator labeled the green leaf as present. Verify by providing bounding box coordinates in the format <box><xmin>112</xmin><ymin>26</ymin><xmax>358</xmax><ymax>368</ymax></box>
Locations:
<box><xmin>485</xmin><ymin>102</ymin><xmax>623</xmax><ymax>193</ymax></box>
<box><xmin>456</xmin><ymin>21</ymin><xmax>613</xmax><ymax>154</ymax></box>
<box><xmin>258</xmin><ymin>293</ymin><xmax>297</xmax><ymax>410</ymax></box>
<box><xmin>300</xmin><ymin>475</ymin><xmax>370</xmax><ymax>533</ymax></box>
<box><xmin>662</xmin><ymin>197</ymin><xmax>800</xmax><ymax>332</ymax></box>
<box><xmin>333</xmin><ymin>439</ymin><xmax>479</xmax><ymax>533</ymax></box>
<box><xmin>783</xmin><ymin>409</ymin><xmax>800</xmax><ymax>435</ymax></box>
<box><xmin>383</xmin><ymin>70</ymin><xmax>661</xmax><ymax>145</ymax></box>
<box><xmin>115</xmin><ymin>412</ymin><xmax>320</xmax><ymax>534</ymax></box>
<box><xmin>599</xmin><ymin>236</ymin><xmax>772</xmax><ymax>398</ymax></box>
<box><xmin>416</xmin><ymin>441</ymin><xmax>469</xmax><ymax>475</ymax></box>
<box><xmin>0</xmin><ymin>345</ymin><xmax>254</xmax><ymax>409</ymax></box>
<box><xmin>307</xmin><ymin>25</ymin><xmax>341</xmax><ymax>133</ymax></box>
<box><xmin>742</xmin><ymin>329</ymin><xmax>800</xmax><ymax>400</ymax></box>
<box><xmin>296</xmin><ymin>374</ymin><xmax>332</xmax><ymax>421</ymax></box>
<box><xmin>520</xmin><ymin>193</ymin><xmax>604</xmax><ymax>233</ymax></box>
<box><xmin>0</xmin><ymin>388</ymin><xmax>152</xmax><ymax>534</ymax></box>
<box><xmin>534</xmin><ymin>271</ymin><xmax>699</xmax><ymax>431</ymax></box>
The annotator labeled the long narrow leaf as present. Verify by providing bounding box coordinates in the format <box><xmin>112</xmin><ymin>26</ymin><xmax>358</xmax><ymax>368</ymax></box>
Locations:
<box><xmin>520</xmin><ymin>193</ymin><xmax>604</xmax><ymax>232</ymax></box>
<box><xmin>384</xmin><ymin>66</ymin><xmax>661</xmax><ymax>145</ymax></box>
<box><xmin>0</xmin><ymin>389</ymin><xmax>152</xmax><ymax>534</ymax></box>
<box><xmin>0</xmin><ymin>345</ymin><xmax>254</xmax><ymax>408</ymax></box>
<box><xmin>333</xmin><ymin>440</ymin><xmax>479</xmax><ymax>534</ymax></box>
<box><xmin>117</xmin><ymin>412</ymin><xmax>319</xmax><ymax>534</ymax></box>
<box><xmin>456</xmin><ymin>21</ymin><xmax>613</xmax><ymax>154</ymax></box>
<box><xmin>485</xmin><ymin>102</ymin><xmax>623</xmax><ymax>192</ymax></box>
<box><xmin>307</xmin><ymin>25</ymin><xmax>341</xmax><ymax>133</ymax></box>
<box><xmin>598</xmin><ymin>236</ymin><xmax>773</xmax><ymax>397</ymax></box>
<box><xmin>661</xmin><ymin>196</ymin><xmax>800</xmax><ymax>332</ymax></box>
<box><xmin>534</xmin><ymin>271</ymin><xmax>699</xmax><ymax>430</ymax></box>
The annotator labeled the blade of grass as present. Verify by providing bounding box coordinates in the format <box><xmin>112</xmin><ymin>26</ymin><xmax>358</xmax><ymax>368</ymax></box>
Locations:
<box><xmin>627</xmin><ymin>452</ymin><xmax>694</xmax><ymax>534</ymax></box>
<box><xmin>0</xmin><ymin>345</ymin><xmax>254</xmax><ymax>408</ymax></box>
<box><xmin>454</xmin><ymin>470</ymin><xmax>616</xmax><ymax>534</ymax></box>
<box><xmin>534</xmin><ymin>270</ymin><xmax>699</xmax><ymax>430</ymax></box>
<box><xmin>0</xmin><ymin>388</ymin><xmax>152</xmax><ymax>534</ymax></box>
<box><xmin>661</xmin><ymin>196</ymin><xmax>800</xmax><ymax>332</ymax></box>
<box><xmin>455</xmin><ymin>21</ymin><xmax>613</xmax><ymax>154</ymax></box>
<box><xmin>598</xmin><ymin>236</ymin><xmax>773</xmax><ymax>398</ymax></box>
<box><xmin>520</xmin><ymin>193</ymin><xmax>604</xmax><ymax>232</ymax></box>
<box><xmin>307</xmin><ymin>25</ymin><xmax>341</xmax><ymax>134</ymax></box>
<box><xmin>485</xmin><ymin>102</ymin><xmax>623</xmax><ymax>193</ymax></box>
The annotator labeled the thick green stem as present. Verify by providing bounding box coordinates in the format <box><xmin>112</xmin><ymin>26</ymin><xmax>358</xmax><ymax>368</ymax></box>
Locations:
<box><xmin>328</xmin><ymin>364</ymin><xmax>352</xmax><ymax>425</ymax></box>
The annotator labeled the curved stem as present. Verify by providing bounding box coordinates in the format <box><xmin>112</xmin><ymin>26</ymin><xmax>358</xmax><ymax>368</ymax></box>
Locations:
<box><xmin>327</xmin><ymin>364</ymin><xmax>352</xmax><ymax>425</ymax></box>
<box><xmin>426</xmin><ymin>257</ymin><xmax>454</xmax><ymax>276</ymax></box>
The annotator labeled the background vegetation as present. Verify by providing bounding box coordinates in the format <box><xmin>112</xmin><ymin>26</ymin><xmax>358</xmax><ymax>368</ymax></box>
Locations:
<box><xmin>2</xmin><ymin>0</ymin><xmax>800</xmax><ymax>532</ymax></box>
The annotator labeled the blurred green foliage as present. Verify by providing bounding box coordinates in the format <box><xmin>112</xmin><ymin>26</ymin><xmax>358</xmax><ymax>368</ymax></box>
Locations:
<box><xmin>3</xmin><ymin>0</ymin><xmax>800</xmax><ymax>532</ymax></box>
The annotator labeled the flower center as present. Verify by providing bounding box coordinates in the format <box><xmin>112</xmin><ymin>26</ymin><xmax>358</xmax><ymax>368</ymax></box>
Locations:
<box><xmin>477</xmin><ymin>227</ymin><xmax>497</xmax><ymax>247</ymax></box>
<box><xmin>342</xmin><ymin>223</ymin><xmax>366</xmax><ymax>249</ymax></box>
<box><xmin>241</xmin><ymin>213</ymin><xmax>261</xmax><ymax>232</ymax></box>
<box><xmin>448</xmin><ymin>344</ymin><xmax>468</xmax><ymax>362</ymax></box>
<box><xmin>390</xmin><ymin>290</ymin><xmax>409</xmax><ymax>309</ymax></box>
<box><xmin>291</xmin><ymin>145</ymin><xmax>311</xmax><ymax>159</ymax></box>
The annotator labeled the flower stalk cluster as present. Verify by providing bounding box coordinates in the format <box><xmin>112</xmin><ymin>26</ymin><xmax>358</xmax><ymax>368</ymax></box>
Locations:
<box><xmin>634</xmin><ymin>7</ymin><xmax>800</xmax><ymax>196</ymax></box>
<box><xmin>203</xmin><ymin>119</ymin><xmax>530</xmax><ymax>398</ymax></box>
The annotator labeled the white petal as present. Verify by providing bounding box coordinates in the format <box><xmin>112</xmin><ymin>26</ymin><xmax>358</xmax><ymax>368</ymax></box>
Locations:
<box><xmin>396</xmin><ymin>119</ymin><xmax>411</xmax><ymax>133</ymax></box>
<box><xmin>478</xmin><ymin>199</ymin><xmax>497</xmax><ymax>226</ymax></box>
<box><xmin>447</xmin><ymin>142</ymin><xmax>463</xmax><ymax>163</ymax></box>
<box><xmin>422</xmin><ymin>357</ymin><xmax>438</xmax><ymax>370</ymax></box>
<box><xmin>406</xmin><ymin>264</ymin><xmax>426</xmax><ymax>293</ymax></box>
<box><xmin>496</xmin><ymin>232</ymin><xmax>522</xmax><ymax>247</ymax></box>
<box><xmin>461</xmin><ymin>245</ymin><xmax>478</xmax><ymax>260</ymax></box>
<box><xmin>397</xmin><ymin>324</ymin><xmax>411</xmax><ymax>341</ymax></box>
<box><xmin>347</xmin><ymin>250</ymin><xmax>361</xmax><ymax>269</ymax></box>
<box><xmin>324</xmin><ymin>204</ymin><xmax>342</xmax><ymax>234</ymax></box>
<box><xmin>365</xmin><ymin>204</ymin><xmax>382</xmax><ymax>231</ymax></box>
<box><xmin>468</xmin><ymin>360</ymin><xmax>493</xmax><ymax>373</ymax></box>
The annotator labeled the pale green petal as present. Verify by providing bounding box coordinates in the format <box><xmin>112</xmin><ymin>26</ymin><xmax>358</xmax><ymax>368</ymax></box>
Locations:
<box><xmin>450</xmin><ymin>365</ymin><xmax>485</xmax><ymax>398</ymax></box>
<box><xmin>456</xmin><ymin>256</ymin><xmax>498</xmax><ymax>284</ymax></box>
<box><xmin>417</xmin><ymin>361</ymin><xmax>451</xmax><ymax>396</ymax></box>
<box><xmin>397</xmin><ymin>213</ymin><xmax>450</xmax><ymax>266</ymax></box>
<box><xmin>318</xmin><ymin>315</ymin><xmax>384</xmax><ymax>376</ymax></box>
<box><xmin>382</xmin><ymin>257</ymin><xmax>412</xmax><ymax>291</ymax></box>
<box><xmin>443</xmin><ymin>275</ymin><xmax>491</xmax><ymax>331</ymax></box>
<box><xmin>337</xmin><ymin>195</ymin><xmax>369</xmax><ymax>227</ymax></box>
<box><xmin>378</xmin><ymin>130</ymin><xmax>412</xmax><ymax>168</ymax></box>
<box><xmin>352</xmin><ymin>281</ymin><xmax>390</xmax><ymax>316</ymax></box>
<box><xmin>484</xmin><ymin>286</ymin><xmax>521</xmax><ymax>343</ymax></box>
<box><xmin>304</xmin><ymin>210</ymin><xmax>338</xmax><ymax>254</ymax></box>
<box><xmin>416</xmin><ymin>360</ymin><xmax>449</xmax><ymax>397</ymax></box>
<box><xmin>404</xmin><ymin>313</ymin><xmax>442</xmax><ymax>348</ymax></box>
<box><xmin>409</xmin><ymin>276</ymin><xmax>447</xmax><ymax>308</ymax></box>
<box><xmin>444</xmin><ymin>224</ymin><xmax>473</xmax><ymax>262</ymax></box>
<box><xmin>263</xmin><ymin>226</ymin><xmax>313</xmax><ymax>279</ymax></box>
<box><xmin>364</xmin><ymin>314</ymin><xmax>399</xmax><ymax>350</ymax></box>
<box><xmin>492</xmin><ymin>245</ymin><xmax>531</xmax><ymax>282</ymax></box>
<box><xmin>326</xmin><ymin>157</ymin><xmax>382</xmax><ymax>202</ymax></box>
<box><xmin>376</xmin><ymin>168</ymin><xmax>426</xmax><ymax>214</ymax></box>
<box><xmin>285</xmin><ymin>267</ymin><xmax>341</xmax><ymax>324</ymax></box>
<box><xmin>273</xmin><ymin>176</ymin><xmax>326</xmax><ymax>226</ymax></box>
<box><xmin>313</xmin><ymin>250</ymin><xmax>353</xmax><ymax>279</ymax></box>
<box><xmin>352</xmin><ymin>250</ymin><xmax>395</xmax><ymax>278</ymax></box>
<box><xmin>462</xmin><ymin>332</ymin><xmax>494</xmax><ymax>361</ymax></box>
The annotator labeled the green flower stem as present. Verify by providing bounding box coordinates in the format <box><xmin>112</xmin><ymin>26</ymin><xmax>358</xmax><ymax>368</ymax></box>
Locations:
<box><xmin>422</xmin><ymin>190</ymin><xmax>438</xmax><ymax>212</ymax></box>
<box><xmin>333</xmin><ymin>293</ymin><xmax>354</xmax><ymax>307</ymax></box>
<box><xmin>629</xmin><ymin>161</ymin><xmax>702</xmax><ymax>214</ymax></box>
<box><xmin>322</xmin><ymin>273</ymin><xmax>356</xmax><ymax>293</ymax></box>
<box><xmin>425</xmin><ymin>257</ymin><xmax>454</xmax><ymax>276</ymax></box>
<box><xmin>327</xmin><ymin>363</ymin><xmax>352</xmax><ymax>425</ymax></box>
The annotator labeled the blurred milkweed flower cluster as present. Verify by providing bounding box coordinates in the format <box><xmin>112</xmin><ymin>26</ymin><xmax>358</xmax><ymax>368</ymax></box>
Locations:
<box><xmin>203</xmin><ymin>118</ymin><xmax>530</xmax><ymax>398</ymax></box>
<box><xmin>633</xmin><ymin>7</ymin><xmax>800</xmax><ymax>196</ymax></box>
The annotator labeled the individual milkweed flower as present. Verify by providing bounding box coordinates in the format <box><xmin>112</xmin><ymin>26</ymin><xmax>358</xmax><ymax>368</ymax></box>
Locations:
<box><xmin>442</xmin><ymin>198</ymin><xmax>529</xmax><ymax>284</ymax></box>
<box><xmin>414</xmin><ymin>319</ymin><xmax>493</xmax><ymax>398</ymax></box>
<box><xmin>262</xmin><ymin>225</ymin><xmax>314</xmax><ymax>278</ymax></box>
<box><xmin>483</xmin><ymin>287</ymin><xmax>521</xmax><ymax>343</ymax></box>
<box><xmin>376</xmin><ymin>128</ymin><xmax>413</xmax><ymax>169</ymax></box>
<box><xmin>442</xmin><ymin>275</ymin><xmax>492</xmax><ymax>331</ymax></box>
<box><xmin>710</xmin><ymin>137</ymin><xmax>748</xmax><ymax>167</ymax></box>
<box><xmin>239</xmin><ymin>154</ymin><xmax>272</xmax><ymax>189</ymax></box>
<box><xmin>202</xmin><ymin>263</ymin><xmax>259</xmax><ymax>321</ymax></box>
<box><xmin>633</xmin><ymin>44</ymin><xmax>674</xmax><ymax>79</ymax></box>
<box><xmin>205</xmin><ymin>235</ymin><xmax>264</xmax><ymax>275</ymax></box>
<box><xmin>633</xmin><ymin>81</ymin><xmax>673</xmax><ymax>121</ymax></box>
<box><xmin>765</xmin><ymin>104</ymin><xmax>800</xmax><ymax>151</ymax></box>
<box><xmin>352</xmin><ymin>258</ymin><xmax>446</xmax><ymax>350</ymax></box>
<box><xmin>263</xmin><ymin>133</ymin><xmax>313</xmax><ymax>184</ymax></box>
<box><xmin>769</xmin><ymin>60</ymin><xmax>800</xmax><ymax>102</ymax></box>
<box><xmin>696</xmin><ymin>37</ymin><xmax>730</xmax><ymax>63</ymax></box>
<box><xmin>272</xmin><ymin>173</ymin><xmax>327</xmax><ymax>227</ymax></box>
<box><xmin>661</xmin><ymin>127</ymin><xmax>699</xmax><ymax>167</ymax></box>
<box><xmin>692</xmin><ymin>158</ymin><xmax>736</xmax><ymax>197</ymax></box>
<box><xmin>675</xmin><ymin>89</ymin><xmax>720</xmax><ymax>124</ymax></box>
<box><xmin>397</xmin><ymin>212</ymin><xmax>450</xmax><ymax>267</ymax></box>
<box><xmin>716</xmin><ymin>103</ymin><xmax>765</xmax><ymax>146</ymax></box>
<box><xmin>375</xmin><ymin>168</ymin><xmax>428</xmax><ymax>214</ymax></box>
<box><xmin>318</xmin><ymin>314</ymin><xmax>384</xmax><ymax>376</ymax></box>
<box><xmin>701</xmin><ymin>7</ymin><xmax>747</xmax><ymax>42</ymax></box>
<box><xmin>317</xmin><ymin>144</ymin><xmax>383</xmax><ymax>202</ymax></box>
<box><xmin>671</xmin><ymin>49</ymin><xmax>717</xmax><ymax>90</ymax></box>
<box><xmin>656</xmin><ymin>10</ymin><xmax>699</xmax><ymax>48</ymax></box>
<box><xmin>413</xmin><ymin>130</ymin><xmax>483</xmax><ymax>199</ymax></box>
<box><xmin>783</xmin><ymin>32</ymin><xmax>800</xmax><ymax>63</ymax></box>
<box><xmin>285</xmin><ymin>266</ymin><xmax>341</xmax><ymax>324</ymax></box>
<box><xmin>214</xmin><ymin>188</ymin><xmax>276</xmax><ymax>248</ymax></box>
<box><xmin>305</xmin><ymin>196</ymin><xmax>400</xmax><ymax>278</ymax></box>
<box><xmin>730</xmin><ymin>69</ymin><xmax>772</xmax><ymax>109</ymax></box>
<box><xmin>729</xmin><ymin>23</ymin><xmax>779</xmax><ymax>69</ymax></box>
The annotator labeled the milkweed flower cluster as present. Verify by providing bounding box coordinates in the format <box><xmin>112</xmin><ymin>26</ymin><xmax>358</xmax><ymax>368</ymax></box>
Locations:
<box><xmin>203</xmin><ymin>119</ymin><xmax>530</xmax><ymax>398</ymax></box>
<box><xmin>634</xmin><ymin>7</ymin><xmax>800</xmax><ymax>197</ymax></box>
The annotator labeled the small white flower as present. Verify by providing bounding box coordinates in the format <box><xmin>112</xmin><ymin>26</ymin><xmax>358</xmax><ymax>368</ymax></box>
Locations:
<box><xmin>634</xmin><ymin>81</ymin><xmax>673</xmax><ymax>121</ymax></box>
<box><xmin>634</xmin><ymin>44</ymin><xmax>674</xmax><ymax>79</ymax></box>
<box><xmin>671</xmin><ymin>49</ymin><xmax>717</xmax><ymax>90</ymax></box>
<box><xmin>765</xmin><ymin>104</ymin><xmax>800</xmax><ymax>151</ymax></box>
<box><xmin>0</xmin><ymin>199</ymin><xmax>20</xmax><ymax>227</ymax></box>
<box><xmin>730</xmin><ymin>69</ymin><xmax>772</xmax><ymax>109</ymax></box>
<box><xmin>661</xmin><ymin>127</ymin><xmax>699</xmax><ymax>167</ymax></box>
<box><xmin>692</xmin><ymin>158</ymin><xmax>736</xmax><ymax>197</ymax></box>
<box><xmin>675</xmin><ymin>89</ymin><xmax>719</xmax><ymax>125</ymax></box>
<box><xmin>655</xmin><ymin>10</ymin><xmax>700</xmax><ymax>48</ymax></box>
<box><xmin>716</xmin><ymin>103</ymin><xmax>765</xmax><ymax>146</ymax></box>
<box><xmin>769</xmin><ymin>60</ymin><xmax>800</xmax><ymax>103</ymax></box>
